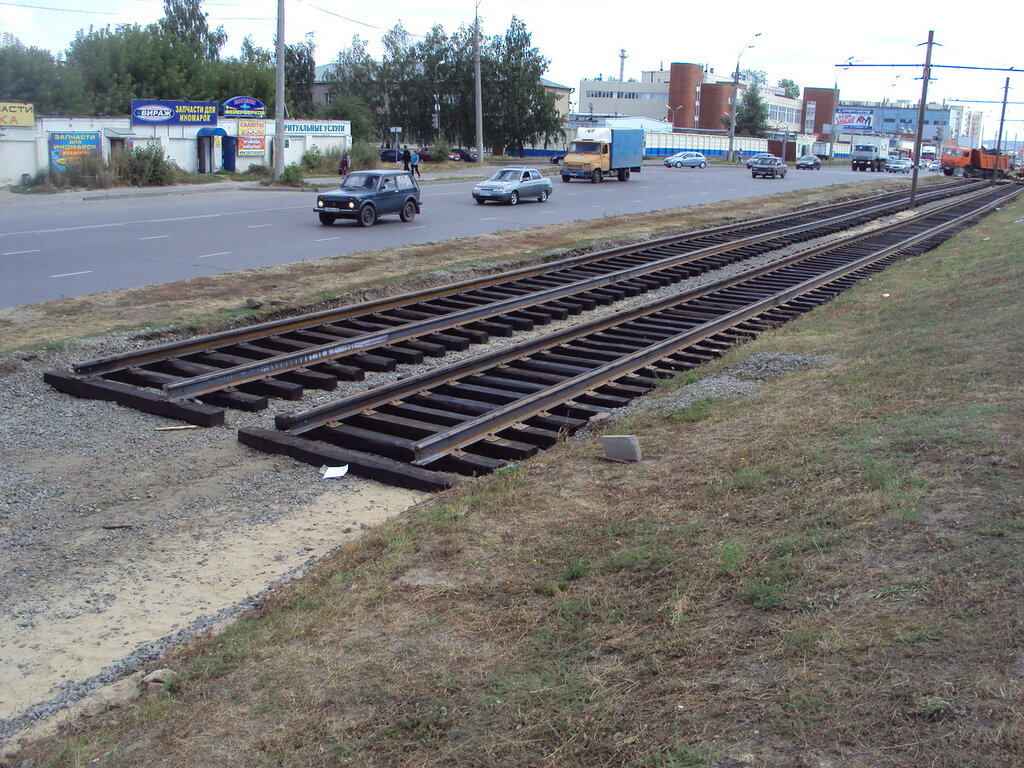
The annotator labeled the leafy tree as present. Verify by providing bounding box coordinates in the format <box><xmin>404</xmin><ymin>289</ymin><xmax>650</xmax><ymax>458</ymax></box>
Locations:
<box><xmin>487</xmin><ymin>17</ymin><xmax>562</xmax><ymax>155</ymax></box>
<box><xmin>738</xmin><ymin>68</ymin><xmax>767</xmax><ymax>85</ymax></box>
<box><xmin>284</xmin><ymin>37</ymin><xmax>316</xmax><ymax>117</ymax></box>
<box><xmin>240</xmin><ymin>35</ymin><xmax>273</xmax><ymax>67</ymax></box>
<box><xmin>778</xmin><ymin>78</ymin><xmax>800</xmax><ymax>99</ymax></box>
<box><xmin>314</xmin><ymin>94</ymin><xmax>376</xmax><ymax>140</ymax></box>
<box><xmin>0</xmin><ymin>45</ymin><xmax>89</xmax><ymax>114</ymax></box>
<box><xmin>158</xmin><ymin>0</ymin><xmax>226</xmax><ymax>59</ymax></box>
<box><xmin>735</xmin><ymin>82</ymin><xmax>769</xmax><ymax>137</ymax></box>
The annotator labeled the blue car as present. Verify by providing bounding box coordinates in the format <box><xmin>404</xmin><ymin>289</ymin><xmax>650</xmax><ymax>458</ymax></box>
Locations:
<box><xmin>379</xmin><ymin>148</ymin><xmax>402</xmax><ymax>163</ymax></box>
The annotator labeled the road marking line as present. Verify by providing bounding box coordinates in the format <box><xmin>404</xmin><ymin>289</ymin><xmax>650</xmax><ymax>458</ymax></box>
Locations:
<box><xmin>408</xmin><ymin>225</ymin><xmax>427</xmax><ymax>229</ymax></box>
<box><xmin>198</xmin><ymin>251</ymin><xmax>231</xmax><ymax>258</ymax></box>
<box><xmin>480</xmin><ymin>217</ymin><xmax>498</xmax><ymax>221</ymax></box>
<box><xmin>247</xmin><ymin>224</ymin><xmax>272</xmax><ymax>229</ymax></box>
<box><xmin>314</xmin><ymin>237</ymin><xmax>340</xmax><ymax>242</ymax></box>
<box><xmin>2</xmin><ymin>249</ymin><xmax>41</xmax><ymax>256</ymax></box>
<box><xmin>139</xmin><ymin>235</ymin><xmax>169</xmax><ymax>240</ymax></box>
<box><xmin>632</xmin><ymin>200</ymin><xmax>642</xmax><ymax>203</ymax></box>
<box><xmin>50</xmin><ymin>270</ymin><xmax>92</xmax><ymax>278</ymax></box>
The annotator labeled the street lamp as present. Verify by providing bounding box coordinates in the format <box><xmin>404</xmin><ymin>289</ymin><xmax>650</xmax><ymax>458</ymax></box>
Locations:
<box><xmin>667</xmin><ymin>104</ymin><xmax>685</xmax><ymax>128</ymax></box>
<box><xmin>727</xmin><ymin>32</ymin><xmax>760</xmax><ymax>163</ymax></box>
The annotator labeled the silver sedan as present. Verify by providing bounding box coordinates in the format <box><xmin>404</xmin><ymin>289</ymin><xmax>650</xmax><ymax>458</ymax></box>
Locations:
<box><xmin>472</xmin><ymin>167</ymin><xmax>553</xmax><ymax>205</ymax></box>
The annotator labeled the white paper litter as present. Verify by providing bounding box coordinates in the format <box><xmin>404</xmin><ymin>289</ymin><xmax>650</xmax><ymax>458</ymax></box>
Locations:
<box><xmin>320</xmin><ymin>465</ymin><xmax>349</xmax><ymax>479</ymax></box>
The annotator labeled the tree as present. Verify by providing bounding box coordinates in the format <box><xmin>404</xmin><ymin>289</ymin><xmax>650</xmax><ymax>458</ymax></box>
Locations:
<box><xmin>738</xmin><ymin>68</ymin><xmax>767</xmax><ymax>85</ymax></box>
<box><xmin>778</xmin><ymin>78</ymin><xmax>800</xmax><ymax>99</ymax></box>
<box><xmin>735</xmin><ymin>82</ymin><xmax>769</xmax><ymax>137</ymax></box>
<box><xmin>284</xmin><ymin>36</ymin><xmax>316</xmax><ymax>117</ymax></box>
<box><xmin>158</xmin><ymin>0</ymin><xmax>226</xmax><ymax>59</ymax></box>
<box><xmin>0</xmin><ymin>45</ymin><xmax>89</xmax><ymax>114</ymax></box>
<box><xmin>487</xmin><ymin>17</ymin><xmax>562</xmax><ymax>155</ymax></box>
<box><xmin>240</xmin><ymin>36</ymin><xmax>273</xmax><ymax>67</ymax></box>
<box><xmin>315</xmin><ymin>94</ymin><xmax>376</xmax><ymax>140</ymax></box>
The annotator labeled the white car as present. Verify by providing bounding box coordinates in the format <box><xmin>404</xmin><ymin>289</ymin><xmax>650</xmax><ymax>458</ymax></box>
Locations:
<box><xmin>664</xmin><ymin>151</ymin><xmax>707</xmax><ymax>169</ymax></box>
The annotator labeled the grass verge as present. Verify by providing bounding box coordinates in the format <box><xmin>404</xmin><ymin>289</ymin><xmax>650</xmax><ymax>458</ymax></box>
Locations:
<box><xmin>11</xmin><ymin>193</ymin><xmax>1023</xmax><ymax>766</ymax></box>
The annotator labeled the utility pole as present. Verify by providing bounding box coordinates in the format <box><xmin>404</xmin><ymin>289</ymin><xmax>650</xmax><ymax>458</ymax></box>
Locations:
<box><xmin>273</xmin><ymin>0</ymin><xmax>285</xmax><ymax>182</ymax></box>
<box><xmin>994</xmin><ymin>77</ymin><xmax>1009</xmax><ymax>179</ymax></box>
<box><xmin>909</xmin><ymin>30</ymin><xmax>934</xmax><ymax>208</ymax></box>
<box><xmin>474</xmin><ymin>1</ymin><xmax>484</xmax><ymax>162</ymax></box>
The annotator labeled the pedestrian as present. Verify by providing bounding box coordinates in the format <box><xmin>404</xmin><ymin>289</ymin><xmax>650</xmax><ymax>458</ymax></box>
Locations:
<box><xmin>737</xmin><ymin>150</ymin><xmax>743</xmax><ymax>166</ymax></box>
<box><xmin>401</xmin><ymin>145</ymin><xmax>411</xmax><ymax>171</ymax></box>
<box><xmin>338</xmin><ymin>153</ymin><xmax>349</xmax><ymax>176</ymax></box>
<box><xmin>410</xmin><ymin>149</ymin><xmax>421</xmax><ymax>178</ymax></box>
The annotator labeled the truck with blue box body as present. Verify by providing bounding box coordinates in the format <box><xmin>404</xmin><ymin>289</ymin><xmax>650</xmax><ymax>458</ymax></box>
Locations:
<box><xmin>561</xmin><ymin>127</ymin><xmax>644</xmax><ymax>183</ymax></box>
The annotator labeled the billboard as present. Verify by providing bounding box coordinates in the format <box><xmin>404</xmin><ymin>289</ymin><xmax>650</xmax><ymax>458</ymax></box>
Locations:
<box><xmin>237</xmin><ymin>119</ymin><xmax>266</xmax><ymax>156</ymax></box>
<box><xmin>0</xmin><ymin>101</ymin><xmax>35</xmax><ymax>127</ymax></box>
<box><xmin>131</xmin><ymin>100</ymin><xmax>218</xmax><ymax>126</ymax></box>
<box><xmin>222</xmin><ymin>96</ymin><xmax>267</xmax><ymax>118</ymax></box>
<box><xmin>834</xmin><ymin>108</ymin><xmax>874</xmax><ymax>130</ymax></box>
<box><xmin>48</xmin><ymin>132</ymin><xmax>101</xmax><ymax>172</ymax></box>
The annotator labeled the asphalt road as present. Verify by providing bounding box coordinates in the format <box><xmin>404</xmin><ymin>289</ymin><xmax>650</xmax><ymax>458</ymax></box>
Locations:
<box><xmin>0</xmin><ymin>163</ymin><xmax>895</xmax><ymax>308</ymax></box>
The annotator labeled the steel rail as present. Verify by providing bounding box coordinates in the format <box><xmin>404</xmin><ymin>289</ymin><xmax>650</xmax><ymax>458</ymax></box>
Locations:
<box><xmin>272</xmin><ymin>185</ymin><xmax>1017</xmax><ymax>453</ymax></box>
<box><xmin>160</xmin><ymin>182</ymin><xmax>982</xmax><ymax>400</ymax></box>
<box><xmin>408</xmin><ymin>191</ymin><xmax>1014</xmax><ymax>465</ymax></box>
<box><xmin>71</xmin><ymin>180</ymin><xmax>975</xmax><ymax>378</ymax></box>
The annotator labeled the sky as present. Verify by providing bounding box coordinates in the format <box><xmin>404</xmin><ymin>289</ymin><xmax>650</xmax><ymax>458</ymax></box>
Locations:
<box><xmin>3</xmin><ymin>0</ymin><xmax>1022</xmax><ymax>141</ymax></box>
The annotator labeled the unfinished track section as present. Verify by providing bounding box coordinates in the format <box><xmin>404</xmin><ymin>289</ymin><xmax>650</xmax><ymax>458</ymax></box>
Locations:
<box><xmin>239</xmin><ymin>185</ymin><xmax>1021</xmax><ymax>490</ymax></box>
<box><xmin>46</xmin><ymin>181</ymin><xmax>981</xmax><ymax>426</ymax></box>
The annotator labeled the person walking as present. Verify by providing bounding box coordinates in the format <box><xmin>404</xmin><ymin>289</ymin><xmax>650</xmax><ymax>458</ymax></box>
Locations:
<box><xmin>338</xmin><ymin>153</ymin><xmax>349</xmax><ymax>176</ymax></box>
<box><xmin>401</xmin><ymin>145</ymin><xmax>411</xmax><ymax>171</ymax></box>
<box><xmin>410</xmin><ymin>149</ymin><xmax>421</xmax><ymax>178</ymax></box>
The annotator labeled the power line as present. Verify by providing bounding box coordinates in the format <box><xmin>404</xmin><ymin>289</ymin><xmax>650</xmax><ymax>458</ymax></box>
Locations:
<box><xmin>0</xmin><ymin>1</ymin><xmax>108</xmax><ymax>14</ymax></box>
<box><xmin>837</xmin><ymin>63</ymin><xmax>1018</xmax><ymax>72</ymax></box>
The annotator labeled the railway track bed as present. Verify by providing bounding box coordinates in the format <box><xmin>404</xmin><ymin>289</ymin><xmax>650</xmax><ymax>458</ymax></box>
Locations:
<box><xmin>234</xmin><ymin>184</ymin><xmax>1020</xmax><ymax>490</ymax></box>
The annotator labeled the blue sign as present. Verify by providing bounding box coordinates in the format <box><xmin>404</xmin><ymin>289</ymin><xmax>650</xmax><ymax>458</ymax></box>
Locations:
<box><xmin>131</xmin><ymin>100</ymin><xmax>218</xmax><ymax>126</ymax></box>
<box><xmin>48</xmin><ymin>132</ymin><xmax>101</xmax><ymax>172</ymax></box>
<box><xmin>222</xmin><ymin>96</ymin><xmax>267</xmax><ymax>118</ymax></box>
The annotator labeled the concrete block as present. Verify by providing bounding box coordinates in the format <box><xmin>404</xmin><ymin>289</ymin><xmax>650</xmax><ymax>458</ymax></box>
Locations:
<box><xmin>602</xmin><ymin>434</ymin><xmax>641</xmax><ymax>462</ymax></box>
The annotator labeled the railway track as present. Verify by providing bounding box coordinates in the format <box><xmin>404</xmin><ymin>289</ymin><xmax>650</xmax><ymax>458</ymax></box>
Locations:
<box><xmin>45</xmin><ymin>181</ymin><xmax>982</xmax><ymax>426</ymax></box>
<box><xmin>238</xmin><ymin>184</ymin><xmax>1021</xmax><ymax>491</ymax></box>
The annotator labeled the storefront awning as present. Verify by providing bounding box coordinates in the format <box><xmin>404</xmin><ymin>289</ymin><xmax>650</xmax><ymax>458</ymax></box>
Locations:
<box><xmin>103</xmin><ymin>127</ymin><xmax>136</xmax><ymax>138</ymax></box>
<box><xmin>196</xmin><ymin>127</ymin><xmax>227</xmax><ymax>137</ymax></box>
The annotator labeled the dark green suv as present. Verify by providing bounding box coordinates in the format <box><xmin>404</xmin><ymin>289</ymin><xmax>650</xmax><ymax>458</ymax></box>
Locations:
<box><xmin>315</xmin><ymin>170</ymin><xmax>421</xmax><ymax>227</ymax></box>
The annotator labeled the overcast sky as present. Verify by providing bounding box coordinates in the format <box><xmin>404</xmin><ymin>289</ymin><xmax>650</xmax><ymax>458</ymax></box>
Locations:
<box><xmin>4</xmin><ymin>0</ymin><xmax>1021</xmax><ymax>140</ymax></box>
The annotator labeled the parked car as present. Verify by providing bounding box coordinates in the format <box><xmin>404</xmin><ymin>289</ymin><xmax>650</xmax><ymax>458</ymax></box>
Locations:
<box><xmin>745</xmin><ymin>153</ymin><xmax>775</xmax><ymax>169</ymax></box>
<box><xmin>472</xmin><ymin>167</ymin><xmax>552</xmax><ymax>205</ymax></box>
<box><xmin>795</xmin><ymin>155</ymin><xmax>821</xmax><ymax>170</ymax></box>
<box><xmin>449</xmin><ymin>147</ymin><xmax>478</xmax><ymax>162</ymax></box>
<box><xmin>315</xmin><ymin>170</ymin><xmax>421</xmax><ymax>227</ymax></box>
<box><xmin>663</xmin><ymin>151</ymin><xmax>707</xmax><ymax>169</ymax></box>
<box><xmin>885</xmin><ymin>158</ymin><xmax>913</xmax><ymax>173</ymax></box>
<box><xmin>379</xmin><ymin>148</ymin><xmax>402</xmax><ymax>163</ymax></box>
<box><xmin>550</xmin><ymin>152</ymin><xmax>567</xmax><ymax>165</ymax></box>
<box><xmin>416</xmin><ymin>147</ymin><xmax>435</xmax><ymax>162</ymax></box>
<box><xmin>928</xmin><ymin>161</ymin><xmax>942</xmax><ymax>172</ymax></box>
<box><xmin>750</xmin><ymin>156</ymin><xmax>788</xmax><ymax>179</ymax></box>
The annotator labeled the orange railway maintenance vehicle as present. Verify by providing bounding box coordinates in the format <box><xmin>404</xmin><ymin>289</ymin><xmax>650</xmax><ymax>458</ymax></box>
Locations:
<box><xmin>940</xmin><ymin>146</ymin><xmax>1010</xmax><ymax>179</ymax></box>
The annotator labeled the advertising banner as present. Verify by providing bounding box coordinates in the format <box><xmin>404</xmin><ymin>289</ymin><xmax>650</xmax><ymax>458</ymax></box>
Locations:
<box><xmin>238</xmin><ymin>137</ymin><xmax>266</xmax><ymax>156</ymax></box>
<box><xmin>833</xmin><ymin>108</ymin><xmax>874</xmax><ymax>130</ymax></box>
<box><xmin>223</xmin><ymin>96</ymin><xmax>267</xmax><ymax>118</ymax></box>
<box><xmin>48</xmin><ymin>132</ymin><xmax>101</xmax><ymax>172</ymax></box>
<box><xmin>238</xmin><ymin>120</ymin><xmax>265</xmax><ymax>136</ymax></box>
<box><xmin>131</xmin><ymin>100</ymin><xmax>218</xmax><ymax>126</ymax></box>
<box><xmin>0</xmin><ymin>101</ymin><xmax>35</xmax><ymax>127</ymax></box>
<box><xmin>283</xmin><ymin>121</ymin><xmax>350</xmax><ymax>136</ymax></box>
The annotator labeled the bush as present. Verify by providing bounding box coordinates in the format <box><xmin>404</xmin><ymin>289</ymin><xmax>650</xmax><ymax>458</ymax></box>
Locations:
<box><xmin>279</xmin><ymin>163</ymin><xmax>306</xmax><ymax>185</ymax></box>
<box><xmin>115</xmin><ymin>144</ymin><xmax>175</xmax><ymax>186</ymax></box>
<box><xmin>301</xmin><ymin>145</ymin><xmax>323</xmax><ymax>169</ymax></box>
